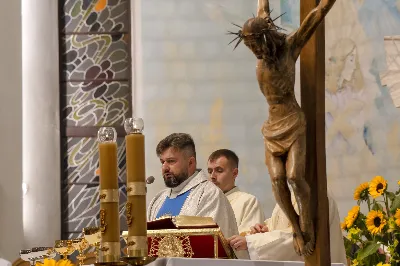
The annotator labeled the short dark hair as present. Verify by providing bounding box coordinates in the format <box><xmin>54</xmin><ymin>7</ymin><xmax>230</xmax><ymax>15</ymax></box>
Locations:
<box><xmin>156</xmin><ymin>133</ymin><xmax>196</xmax><ymax>159</ymax></box>
<box><xmin>208</xmin><ymin>149</ymin><xmax>239</xmax><ymax>168</ymax></box>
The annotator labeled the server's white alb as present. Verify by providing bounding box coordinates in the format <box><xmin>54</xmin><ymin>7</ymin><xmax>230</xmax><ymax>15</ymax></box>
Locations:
<box><xmin>245</xmin><ymin>193</ymin><xmax>347</xmax><ymax>265</ymax></box>
<box><xmin>225</xmin><ymin>187</ymin><xmax>265</xmax><ymax>234</ymax></box>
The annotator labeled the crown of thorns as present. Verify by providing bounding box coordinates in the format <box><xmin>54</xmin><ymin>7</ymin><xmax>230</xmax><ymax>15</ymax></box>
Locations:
<box><xmin>227</xmin><ymin>11</ymin><xmax>286</xmax><ymax>50</ymax></box>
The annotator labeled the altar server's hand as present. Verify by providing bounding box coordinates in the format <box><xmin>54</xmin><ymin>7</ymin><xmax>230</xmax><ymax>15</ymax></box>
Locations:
<box><xmin>227</xmin><ymin>235</ymin><xmax>248</xmax><ymax>251</ymax></box>
<box><xmin>250</xmin><ymin>223</ymin><xmax>268</xmax><ymax>234</ymax></box>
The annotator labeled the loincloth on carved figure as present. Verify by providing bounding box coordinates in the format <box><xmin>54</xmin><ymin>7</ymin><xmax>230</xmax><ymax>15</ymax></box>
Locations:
<box><xmin>262</xmin><ymin>112</ymin><xmax>306</xmax><ymax>156</ymax></box>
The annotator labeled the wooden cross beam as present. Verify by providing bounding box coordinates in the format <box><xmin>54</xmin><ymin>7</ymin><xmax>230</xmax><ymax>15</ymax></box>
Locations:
<box><xmin>300</xmin><ymin>0</ymin><xmax>331</xmax><ymax>265</ymax></box>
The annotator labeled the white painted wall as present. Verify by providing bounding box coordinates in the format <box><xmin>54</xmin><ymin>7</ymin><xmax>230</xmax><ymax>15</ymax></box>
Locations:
<box><xmin>0</xmin><ymin>0</ymin><xmax>23</xmax><ymax>261</ymax></box>
<box><xmin>138</xmin><ymin>0</ymin><xmax>281</xmax><ymax>214</ymax></box>
<box><xmin>137</xmin><ymin>0</ymin><xmax>400</xmax><ymax>224</ymax></box>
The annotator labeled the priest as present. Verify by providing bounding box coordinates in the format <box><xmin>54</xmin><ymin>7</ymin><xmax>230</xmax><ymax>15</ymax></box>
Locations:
<box><xmin>207</xmin><ymin>149</ymin><xmax>265</xmax><ymax>234</ymax></box>
<box><xmin>147</xmin><ymin>133</ymin><xmax>249</xmax><ymax>259</ymax></box>
<box><xmin>227</xmin><ymin>191</ymin><xmax>347</xmax><ymax>264</ymax></box>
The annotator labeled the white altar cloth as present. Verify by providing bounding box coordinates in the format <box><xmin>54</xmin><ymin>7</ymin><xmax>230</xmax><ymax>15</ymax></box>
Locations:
<box><xmin>147</xmin><ymin>258</ymin><xmax>345</xmax><ymax>266</ymax></box>
<box><xmin>0</xmin><ymin>258</ymin><xmax>11</xmax><ymax>266</ymax></box>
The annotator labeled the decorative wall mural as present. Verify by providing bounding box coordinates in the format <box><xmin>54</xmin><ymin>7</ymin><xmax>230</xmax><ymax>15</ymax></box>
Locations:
<box><xmin>380</xmin><ymin>36</ymin><xmax>400</xmax><ymax>108</ymax></box>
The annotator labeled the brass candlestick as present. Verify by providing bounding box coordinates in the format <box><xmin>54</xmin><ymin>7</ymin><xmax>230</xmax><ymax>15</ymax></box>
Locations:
<box><xmin>54</xmin><ymin>240</ymin><xmax>75</xmax><ymax>260</ymax></box>
<box><xmin>121</xmin><ymin>257</ymin><xmax>156</xmax><ymax>266</ymax></box>
<box><xmin>121</xmin><ymin>118</ymin><xmax>155</xmax><ymax>266</ymax></box>
<box><xmin>121</xmin><ymin>236</ymin><xmax>156</xmax><ymax>266</ymax></box>
<box><xmin>45</xmin><ymin>248</ymin><xmax>56</xmax><ymax>259</ymax></box>
<box><xmin>96</xmin><ymin>127</ymin><xmax>126</xmax><ymax>266</ymax></box>
<box><xmin>72</xmin><ymin>238</ymin><xmax>88</xmax><ymax>265</ymax></box>
<box><xmin>83</xmin><ymin>227</ymin><xmax>101</xmax><ymax>262</ymax></box>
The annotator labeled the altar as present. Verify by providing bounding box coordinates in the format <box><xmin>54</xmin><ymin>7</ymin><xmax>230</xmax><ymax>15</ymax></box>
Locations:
<box><xmin>146</xmin><ymin>258</ymin><xmax>345</xmax><ymax>266</ymax></box>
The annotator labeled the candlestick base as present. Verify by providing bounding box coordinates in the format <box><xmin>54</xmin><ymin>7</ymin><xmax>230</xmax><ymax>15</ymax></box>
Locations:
<box><xmin>121</xmin><ymin>256</ymin><xmax>156</xmax><ymax>266</ymax></box>
<box><xmin>94</xmin><ymin>261</ymin><xmax>127</xmax><ymax>266</ymax></box>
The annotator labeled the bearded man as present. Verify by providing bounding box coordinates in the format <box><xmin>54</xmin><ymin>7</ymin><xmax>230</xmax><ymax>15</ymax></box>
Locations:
<box><xmin>147</xmin><ymin>133</ymin><xmax>249</xmax><ymax>259</ymax></box>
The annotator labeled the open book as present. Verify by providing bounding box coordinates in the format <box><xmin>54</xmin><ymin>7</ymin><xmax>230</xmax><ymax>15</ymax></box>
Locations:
<box><xmin>121</xmin><ymin>216</ymin><xmax>235</xmax><ymax>259</ymax></box>
<box><xmin>147</xmin><ymin>215</ymin><xmax>219</xmax><ymax>230</ymax></box>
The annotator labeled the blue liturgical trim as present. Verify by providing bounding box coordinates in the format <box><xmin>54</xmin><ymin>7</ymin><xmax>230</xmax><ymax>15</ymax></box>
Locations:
<box><xmin>156</xmin><ymin>189</ymin><xmax>192</xmax><ymax>219</ymax></box>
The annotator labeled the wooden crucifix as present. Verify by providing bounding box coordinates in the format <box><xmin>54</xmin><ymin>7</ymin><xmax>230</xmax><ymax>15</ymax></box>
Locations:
<box><xmin>300</xmin><ymin>0</ymin><xmax>331</xmax><ymax>265</ymax></box>
<box><xmin>228</xmin><ymin>0</ymin><xmax>335</xmax><ymax>264</ymax></box>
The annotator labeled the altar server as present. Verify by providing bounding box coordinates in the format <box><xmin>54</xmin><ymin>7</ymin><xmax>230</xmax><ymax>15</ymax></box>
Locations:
<box><xmin>207</xmin><ymin>149</ymin><xmax>265</xmax><ymax>234</ymax></box>
<box><xmin>228</xmin><ymin>191</ymin><xmax>347</xmax><ymax>264</ymax></box>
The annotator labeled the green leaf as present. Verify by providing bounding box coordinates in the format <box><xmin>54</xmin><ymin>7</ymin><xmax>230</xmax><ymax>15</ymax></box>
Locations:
<box><xmin>372</xmin><ymin>202</ymin><xmax>383</xmax><ymax>211</ymax></box>
<box><xmin>387</xmin><ymin>191</ymin><xmax>396</xmax><ymax>202</ymax></box>
<box><xmin>390</xmin><ymin>195</ymin><xmax>400</xmax><ymax>213</ymax></box>
<box><xmin>365</xmin><ymin>253</ymin><xmax>386</xmax><ymax>266</ymax></box>
<box><xmin>356</xmin><ymin>241</ymin><xmax>381</xmax><ymax>261</ymax></box>
<box><xmin>381</xmin><ymin>233</ymin><xmax>390</xmax><ymax>244</ymax></box>
<box><xmin>343</xmin><ymin>237</ymin><xmax>356</xmax><ymax>259</ymax></box>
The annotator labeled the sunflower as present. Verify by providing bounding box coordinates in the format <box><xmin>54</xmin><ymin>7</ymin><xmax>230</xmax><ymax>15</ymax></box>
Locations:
<box><xmin>398</xmin><ymin>180</ymin><xmax>400</xmax><ymax>185</ymax></box>
<box><xmin>345</xmin><ymin>206</ymin><xmax>360</xmax><ymax>229</ymax></box>
<box><xmin>341</xmin><ymin>221</ymin><xmax>347</xmax><ymax>230</ymax></box>
<box><xmin>351</xmin><ymin>259</ymin><xmax>359</xmax><ymax>266</ymax></box>
<box><xmin>366</xmin><ymin>210</ymin><xmax>387</xmax><ymax>235</ymax></box>
<box><xmin>368</xmin><ymin>176</ymin><xmax>387</xmax><ymax>198</ymax></box>
<box><xmin>388</xmin><ymin>217</ymin><xmax>397</xmax><ymax>233</ymax></box>
<box><xmin>347</xmin><ymin>227</ymin><xmax>361</xmax><ymax>242</ymax></box>
<box><xmin>354</xmin><ymin>182</ymin><xmax>369</xmax><ymax>200</ymax></box>
<box><xmin>55</xmin><ymin>260</ymin><xmax>74</xmax><ymax>266</ymax></box>
<box><xmin>377</xmin><ymin>263</ymin><xmax>390</xmax><ymax>266</ymax></box>
<box><xmin>395</xmin><ymin>208</ymin><xmax>400</xmax><ymax>227</ymax></box>
<box><xmin>36</xmin><ymin>259</ymin><xmax>74</xmax><ymax>266</ymax></box>
<box><xmin>36</xmin><ymin>259</ymin><xmax>54</xmax><ymax>266</ymax></box>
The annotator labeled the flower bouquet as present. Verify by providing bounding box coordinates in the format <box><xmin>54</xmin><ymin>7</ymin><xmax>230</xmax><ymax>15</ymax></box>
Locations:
<box><xmin>342</xmin><ymin>176</ymin><xmax>400</xmax><ymax>265</ymax></box>
<box><xmin>35</xmin><ymin>259</ymin><xmax>74</xmax><ymax>266</ymax></box>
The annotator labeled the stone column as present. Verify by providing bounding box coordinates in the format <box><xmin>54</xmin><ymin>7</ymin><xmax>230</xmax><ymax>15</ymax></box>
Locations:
<box><xmin>131</xmin><ymin>0</ymin><xmax>144</xmax><ymax>119</ymax></box>
<box><xmin>22</xmin><ymin>0</ymin><xmax>61</xmax><ymax>248</ymax></box>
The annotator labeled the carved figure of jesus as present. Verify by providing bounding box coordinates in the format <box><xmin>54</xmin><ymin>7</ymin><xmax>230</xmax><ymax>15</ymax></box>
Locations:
<box><xmin>228</xmin><ymin>0</ymin><xmax>336</xmax><ymax>257</ymax></box>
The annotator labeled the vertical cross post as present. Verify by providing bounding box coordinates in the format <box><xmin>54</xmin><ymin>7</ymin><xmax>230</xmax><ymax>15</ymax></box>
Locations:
<box><xmin>300</xmin><ymin>0</ymin><xmax>331</xmax><ymax>265</ymax></box>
